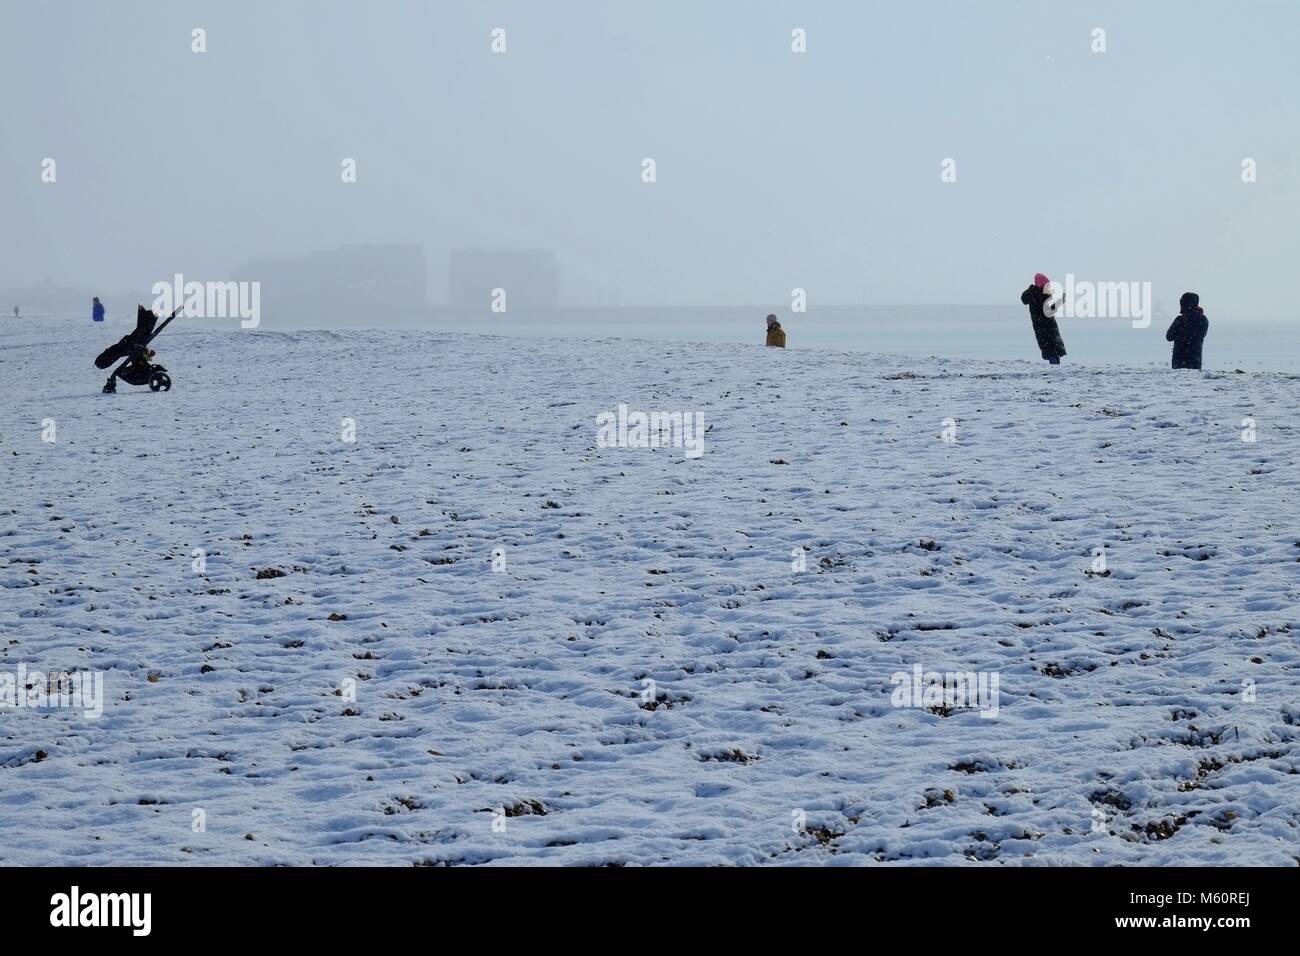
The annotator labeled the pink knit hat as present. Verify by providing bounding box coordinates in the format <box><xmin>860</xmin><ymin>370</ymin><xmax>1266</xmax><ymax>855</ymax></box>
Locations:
<box><xmin>1034</xmin><ymin>273</ymin><xmax>1050</xmax><ymax>288</ymax></box>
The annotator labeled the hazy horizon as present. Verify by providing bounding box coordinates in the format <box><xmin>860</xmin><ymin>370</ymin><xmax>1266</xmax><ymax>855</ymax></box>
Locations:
<box><xmin>3</xmin><ymin>1</ymin><xmax>1299</xmax><ymax>318</ymax></box>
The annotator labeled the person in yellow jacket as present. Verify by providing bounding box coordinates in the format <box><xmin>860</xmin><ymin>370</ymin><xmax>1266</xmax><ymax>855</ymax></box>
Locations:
<box><xmin>765</xmin><ymin>314</ymin><xmax>786</xmax><ymax>348</ymax></box>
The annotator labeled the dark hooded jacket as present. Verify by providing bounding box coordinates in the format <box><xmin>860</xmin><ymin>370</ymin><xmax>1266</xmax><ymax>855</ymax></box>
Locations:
<box><xmin>1166</xmin><ymin>295</ymin><xmax>1208</xmax><ymax>369</ymax></box>
<box><xmin>1020</xmin><ymin>285</ymin><xmax>1066</xmax><ymax>360</ymax></box>
<box><xmin>94</xmin><ymin>305</ymin><xmax>159</xmax><ymax>369</ymax></box>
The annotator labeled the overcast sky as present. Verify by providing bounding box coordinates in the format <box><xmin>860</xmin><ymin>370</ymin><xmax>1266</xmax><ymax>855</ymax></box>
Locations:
<box><xmin>2</xmin><ymin>0</ymin><xmax>1297</xmax><ymax>315</ymax></box>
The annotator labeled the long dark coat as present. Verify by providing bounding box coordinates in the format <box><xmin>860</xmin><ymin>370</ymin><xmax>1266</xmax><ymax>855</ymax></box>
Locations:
<box><xmin>1166</xmin><ymin>308</ymin><xmax>1209</xmax><ymax>369</ymax></box>
<box><xmin>1020</xmin><ymin>285</ymin><xmax>1066</xmax><ymax>360</ymax></box>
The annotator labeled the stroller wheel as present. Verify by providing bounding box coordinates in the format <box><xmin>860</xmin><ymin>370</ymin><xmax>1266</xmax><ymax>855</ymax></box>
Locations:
<box><xmin>149</xmin><ymin>371</ymin><xmax>172</xmax><ymax>392</ymax></box>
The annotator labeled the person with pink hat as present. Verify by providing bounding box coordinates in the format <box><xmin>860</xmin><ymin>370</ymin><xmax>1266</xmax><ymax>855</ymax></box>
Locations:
<box><xmin>1020</xmin><ymin>272</ymin><xmax>1066</xmax><ymax>365</ymax></box>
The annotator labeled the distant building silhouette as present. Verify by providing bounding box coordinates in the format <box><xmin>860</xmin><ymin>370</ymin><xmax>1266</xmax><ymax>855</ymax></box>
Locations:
<box><xmin>237</xmin><ymin>244</ymin><xmax>427</xmax><ymax>321</ymax></box>
<box><xmin>448</xmin><ymin>249</ymin><xmax>558</xmax><ymax>309</ymax></box>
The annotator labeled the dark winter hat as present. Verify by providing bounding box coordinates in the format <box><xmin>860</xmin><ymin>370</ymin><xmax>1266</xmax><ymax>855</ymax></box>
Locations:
<box><xmin>766</xmin><ymin>314</ymin><xmax>778</xmax><ymax>325</ymax></box>
<box><xmin>1179</xmin><ymin>292</ymin><xmax>1200</xmax><ymax>310</ymax></box>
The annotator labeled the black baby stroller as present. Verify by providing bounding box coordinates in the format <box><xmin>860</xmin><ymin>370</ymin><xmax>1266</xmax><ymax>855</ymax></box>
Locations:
<box><xmin>94</xmin><ymin>305</ymin><xmax>181</xmax><ymax>393</ymax></box>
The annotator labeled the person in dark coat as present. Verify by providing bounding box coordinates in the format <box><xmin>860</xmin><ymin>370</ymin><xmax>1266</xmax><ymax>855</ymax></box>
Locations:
<box><xmin>92</xmin><ymin>297</ymin><xmax>105</xmax><ymax>323</ymax></box>
<box><xmin>1020</xmin><ymin>272</ymin><xmax>1066</xmax><ymax>364</ymax></box>
<box><xmin>1166</xmin><ymin>292</ymin><xmax>1209</xmax><ymax>369</ymax></box>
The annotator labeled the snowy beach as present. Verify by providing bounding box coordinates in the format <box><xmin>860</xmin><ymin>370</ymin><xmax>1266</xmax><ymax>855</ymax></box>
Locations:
<box><xmin>2</xmin><ymin>321</ymin><xmax>1298</xmax><ymax>865</ymax></box>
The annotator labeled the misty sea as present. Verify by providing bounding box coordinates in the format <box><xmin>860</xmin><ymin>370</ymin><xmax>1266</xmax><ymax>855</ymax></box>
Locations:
<box><xmin>419</xmin><ymin>306</ymin><xmax>1300</xmax><ymax>374</ymax></box>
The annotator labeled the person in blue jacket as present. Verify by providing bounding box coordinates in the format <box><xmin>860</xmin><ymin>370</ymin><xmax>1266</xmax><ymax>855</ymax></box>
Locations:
<box><xmin>1166</xmin><ymin>292</ymin><xmax>1209</xmax><ymax>369</ymax></box>
<box><xmin>92</xmin><ymin>297</ymin><xmax>105</xmax><ymax>323</ymax></box>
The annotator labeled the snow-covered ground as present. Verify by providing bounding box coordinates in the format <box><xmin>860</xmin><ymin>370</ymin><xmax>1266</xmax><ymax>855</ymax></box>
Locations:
<box><xmin>2</xmin><ymin>318</ymin><xmax>1298</xmax><ymax>865</ymax></box>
